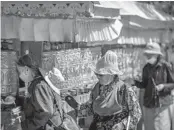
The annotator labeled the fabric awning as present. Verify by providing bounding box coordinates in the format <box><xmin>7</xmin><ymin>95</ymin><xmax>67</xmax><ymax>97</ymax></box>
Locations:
<box><xmin>1</xmin><ymin>16</ymin><xmax>74</xmax><ymax>42</ymax></box>
<box><xmin>97</xmin><ymin>1</ymin><xmax>174</xmax><ymax>21</ymax></box>
<box><xmin>1</xmin><ymin>16</ymin><xmax>123</xmax><ymax>42</ymax></box>
<box><xmin>97</xmin><ymin>1</ymin><xmax>174</xmax><ymax>29</ymax></box>
<box><xmin>75</xmin><ymin>18</ymin><xmax>123</xmax><ymax>42</ymax></box>
<box><xmin>121</xmin><ymin>16</ymin><xmax>174</xmax><ymax>29</ymax></box>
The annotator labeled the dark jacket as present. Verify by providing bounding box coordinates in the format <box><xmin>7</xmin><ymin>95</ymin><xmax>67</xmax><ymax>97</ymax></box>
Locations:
<box><xmin>135</xmin><ymin>60</ymin><xmax>174</xmax><ymax>108</ymax></box>
<box><xmin>22</xmin><ymin>76</ymin><xmax>63</xmax><ymax>130</ymax></box>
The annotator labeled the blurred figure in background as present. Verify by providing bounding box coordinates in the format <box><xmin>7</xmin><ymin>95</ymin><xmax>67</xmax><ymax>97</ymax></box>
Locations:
<box><xmin>134</xmin><ymin>42</ymin><xmax>174</xmax><ymax>130</ymax></box>
<box><xmin>167</xmin><ymin>44</ymin><xmax>174</xmax><ymax>73</ymax></box>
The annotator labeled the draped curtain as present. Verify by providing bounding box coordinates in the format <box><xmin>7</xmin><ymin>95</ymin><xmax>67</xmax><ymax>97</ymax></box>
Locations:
<box><xmin>1</xmin><ymin>16</ymin><xmax>123</xmax><ymax>42</ymax></box>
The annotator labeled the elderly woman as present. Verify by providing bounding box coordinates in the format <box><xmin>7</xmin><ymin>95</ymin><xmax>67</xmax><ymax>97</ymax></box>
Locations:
<box><xmin>16</xmin><ymin>54</ymin><xmax>65</xmax><ymax>130</ymax></box>
<box><xmin>68</xmin><ymin>50</ymin><xmax>142</xmax><ymax>130</ymax></box>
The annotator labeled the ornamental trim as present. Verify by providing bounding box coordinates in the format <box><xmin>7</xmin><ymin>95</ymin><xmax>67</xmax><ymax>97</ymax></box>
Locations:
<box><xmin>1</xmin><ymin>2</ymin><xmax>94</xmax><ymax>18</ymax></box>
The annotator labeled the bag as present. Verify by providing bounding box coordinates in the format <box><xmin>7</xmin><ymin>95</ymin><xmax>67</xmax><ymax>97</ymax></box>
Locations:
<box><xmin>46</xmin><ymin>107</ymin><xmax>80</xmax><ymax>130</ymax></box>
<box><xmin>49</xmin><ymin>92</ymin><xmax>80</xmax><ymax>130</ymax></box>
<box><xmin>50</xmin><ymin>115</ymin><xmax>80</xmax><ymax>130</ymax></box>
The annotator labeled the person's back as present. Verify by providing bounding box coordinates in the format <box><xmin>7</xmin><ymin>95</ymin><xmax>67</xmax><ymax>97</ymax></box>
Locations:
<box><xmin>24</xmin><ymin>76</ymin><xmax>63</xmax><ymax>130</ymax></box>
<box><xmin>16</xmin><ymin>55</ymin><xmax>64</xmax><ymax>130</ymax></box>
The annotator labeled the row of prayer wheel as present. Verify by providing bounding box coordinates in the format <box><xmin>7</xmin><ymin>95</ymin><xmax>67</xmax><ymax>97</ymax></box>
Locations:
<box><xmin>1</xmin><ymin>51</ymin><xmax>18</xmax><ymax>97</ymax></box>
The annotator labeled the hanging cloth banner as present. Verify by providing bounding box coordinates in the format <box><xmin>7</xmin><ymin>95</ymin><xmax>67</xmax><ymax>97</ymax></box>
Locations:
<box><xmin>63</xmin><ymin>19</ymin><xmax>74</xmax><ymax>42</ymax></box>
<box><xmin>1</xmin><ymin>16</ymin><xmax>19</xmax><ymax>39</ymax></box>
<box><xmin>4</xmin><ymin>16</ymin><xmax>14</xmax><ymax>39</ymax></box>
<box><xmin>34</xmin><ymin>19</ymin><xmax>50</xmax><ymax>41</ymax></box>
<box><xmin>49</xmin><ymin>19</ymin><xmax>64</xmax><ymax>42</ymax></box>
<box><xmin>110</xmin><ymin>19</ymin><xmax>123</xmax><ymax>37</ymax></box>
<box><xmin>75</xmin><ymin>19</ymin><xmax>123</xmax><ymax>43</ymax></box>
<box><xmin>19</xmin><ymin>18</ymin><xmax>34</xmax><ymax>41</ymax></box>
<box><xmin>1</xmin><ymin>16</ymin><xmax>6</xmax><ymax>39</ymax></box>
<box><xmin>2</xmin><ymin>16</ymin><xmax>123</xmax><ymax>42</ymax></box>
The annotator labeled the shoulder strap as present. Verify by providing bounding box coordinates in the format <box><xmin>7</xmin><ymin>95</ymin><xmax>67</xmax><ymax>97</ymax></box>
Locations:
<box><xmin>31</xmin><ymin>77</ymin><xmax>64</xmax><ymax>127</ymax></box>
<box><xmin>113</xmin><ymin>81</ymin><xmax>125</xmax><ymax>106</ymax></box>
<box><xmin>116</xmin><ymin>82</ymin><xmax>129</xmax><ymax>109</ymax></box>
<box><xmin>45</xmin><ymin>75</ymin><xmax>61</xmax><ymax>95</ymax></box>
<box><xmin>91</xmin><ymin>82</ymin><xmax>100</xmax><ymax>100</ymax></box>
<box><xmin>51</xmin><ymin>90</ymin><xmax>64</xmax><ymax>120</ymax></box>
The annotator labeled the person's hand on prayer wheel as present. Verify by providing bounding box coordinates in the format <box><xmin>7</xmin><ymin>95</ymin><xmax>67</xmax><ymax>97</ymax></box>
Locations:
<box><xmin>11</xmin><ymin>106</ymin><xmax>21</xmax><ymax>115</ymax></box>
<box><xmin>3</xmin><ymin>96</ymin><xmax>16</xmax><ymax>105</ymax></box>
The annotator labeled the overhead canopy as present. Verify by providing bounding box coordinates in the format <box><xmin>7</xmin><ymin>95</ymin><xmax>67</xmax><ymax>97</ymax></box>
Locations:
<box><xmin>1</xmin><ymin>1</ymin><xmax>122</xmax><ymax>42</ymax></box>
<box><xmin>96</xmin><ymin>1</ymin><xmax>174</xmax><ymax>29</ymax></box>
<box><xmin>97</xmin><ymin>1</ymin><xmax>174</xmax><ymax>21</ymax></box>
<box><xmin>1</xmin><ymin>16</ymin><xmax>123</xmax><ymax>42</ymax></box>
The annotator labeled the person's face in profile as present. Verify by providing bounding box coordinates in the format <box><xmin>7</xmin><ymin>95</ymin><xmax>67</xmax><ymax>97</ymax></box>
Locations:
<box><xmin>16</xmin><ymin>65</ymin><xmax>32</xmax><ymax>83</ymax></box>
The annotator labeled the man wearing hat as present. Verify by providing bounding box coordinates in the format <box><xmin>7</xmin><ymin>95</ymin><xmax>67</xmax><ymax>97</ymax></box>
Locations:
<box><xmin>134</xmin><ymin>42</ymin><xmax>174</xmax><ymax>130</ymax></box>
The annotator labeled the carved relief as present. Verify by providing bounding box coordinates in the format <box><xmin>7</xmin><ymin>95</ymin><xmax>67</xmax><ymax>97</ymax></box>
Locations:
<box><xmin>1</xmin><ymin>51</ymin><xmax>17</xmax><ymax>68</ymax></box>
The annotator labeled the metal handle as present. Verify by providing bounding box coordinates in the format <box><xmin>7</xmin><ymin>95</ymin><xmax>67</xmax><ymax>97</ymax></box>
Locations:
<box><xmin>126</xmin><ymin>115</ymin><xmax>131</xmax><ymax>130</ymax></box>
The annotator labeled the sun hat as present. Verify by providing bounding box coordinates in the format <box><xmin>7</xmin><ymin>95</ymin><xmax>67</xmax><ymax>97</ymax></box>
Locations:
<box><xmin>91</xmin><ymin>50</ymin><xmax>122</xmax><ymax>75</ymax></box>
<box><xmin>39</xmin><ymin>67</ymin><xmax>65</xmax><ymax>95</ymax></box>
<box><xmin>144</xmin><ymin>42</ymin><xmax>163</xmax><ymax>56</ymax></box>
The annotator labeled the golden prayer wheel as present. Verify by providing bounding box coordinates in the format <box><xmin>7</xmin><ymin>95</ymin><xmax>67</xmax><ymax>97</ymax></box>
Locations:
<box><xmin>1</xmin><ymin>51</ymin><xmax>18</xmax><ymax>96</ymax></box>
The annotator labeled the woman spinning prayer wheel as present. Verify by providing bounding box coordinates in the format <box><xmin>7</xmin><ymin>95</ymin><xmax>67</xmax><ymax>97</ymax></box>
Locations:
<box><xmin>16</xmin><ymin>54</ymin><xmax>80</xmax><ymax>130</ymax></box>
<box><xmin>66</xmin><ymin>50</ymin><xmax>142</xmax><ymax>130</ymax></box>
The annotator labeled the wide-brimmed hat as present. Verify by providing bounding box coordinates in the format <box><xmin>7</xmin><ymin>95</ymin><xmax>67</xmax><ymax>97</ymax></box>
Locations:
<box><xmin>91</xmin><ymin>50</ymin><xmax>122</xmax><ymax>75</ymax></box>
<box><xmin>144</xmin><ymin>42</ymin><xmax>163</xmax><ymax>56</ymax></box>
<box><xmin>39</xmin><ymin>67</ymin><xmax>65</xmax><ymax>95</ymax></box>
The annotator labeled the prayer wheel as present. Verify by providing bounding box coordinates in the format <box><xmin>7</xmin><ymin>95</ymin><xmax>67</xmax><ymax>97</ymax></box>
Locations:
<box><xmin>1</xmin><ymin>51</ymin><xmax>18</xmax><ymax>97</ymax></box>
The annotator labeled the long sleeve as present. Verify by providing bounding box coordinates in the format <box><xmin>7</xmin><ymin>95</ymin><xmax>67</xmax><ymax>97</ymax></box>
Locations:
<box><xmin>162</xmin><ymin>64</ymin><xmax>174</xmax><ymax>93</ymax></box>
<box><xmin>23</xmin><ymin>81</ymin><xmax>54</xmax><ymax>130</ymax></box>
<box><xmin>78</xmin><ymin>83</ymin><xmax>100</xmax><ymax>117</ymax></box>
<box><xmin>135</xmin><ymin>66</ymin><xmax>148</xmax><ymax>89</ymax></box>
<box><xmin>122</xmin><ymin>86</ymin><xmax>142</xmax><ymax>129</ymax></box>
<box><xmin>77</xmin><ymin>91</ymin><xmax>94</xmax><ymax>117</ymax></box>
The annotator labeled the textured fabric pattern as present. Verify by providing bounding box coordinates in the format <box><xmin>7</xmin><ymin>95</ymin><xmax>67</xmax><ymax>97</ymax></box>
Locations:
<box><xmin>21</xmin><ymin>77</ymin><xmax>63</xmax><ymax>130</ymax></box>
<box><xmin>78</xmin><ymin>80</ymin><xmax>142</xmax><ymax>130</ymax></box>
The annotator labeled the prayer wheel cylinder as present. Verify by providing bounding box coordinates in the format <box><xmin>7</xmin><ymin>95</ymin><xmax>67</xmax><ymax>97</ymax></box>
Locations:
<box><xmin>1</xmin><ymin>51</ymin><xmax>18</xmax><ymax>97</ymax></box>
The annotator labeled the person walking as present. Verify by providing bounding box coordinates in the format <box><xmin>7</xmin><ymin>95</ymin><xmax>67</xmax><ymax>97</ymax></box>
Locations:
<box><xmin>134</xmin><ymin>42</ymin><xmax>174</xmax><ymax>130</ymax></box>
